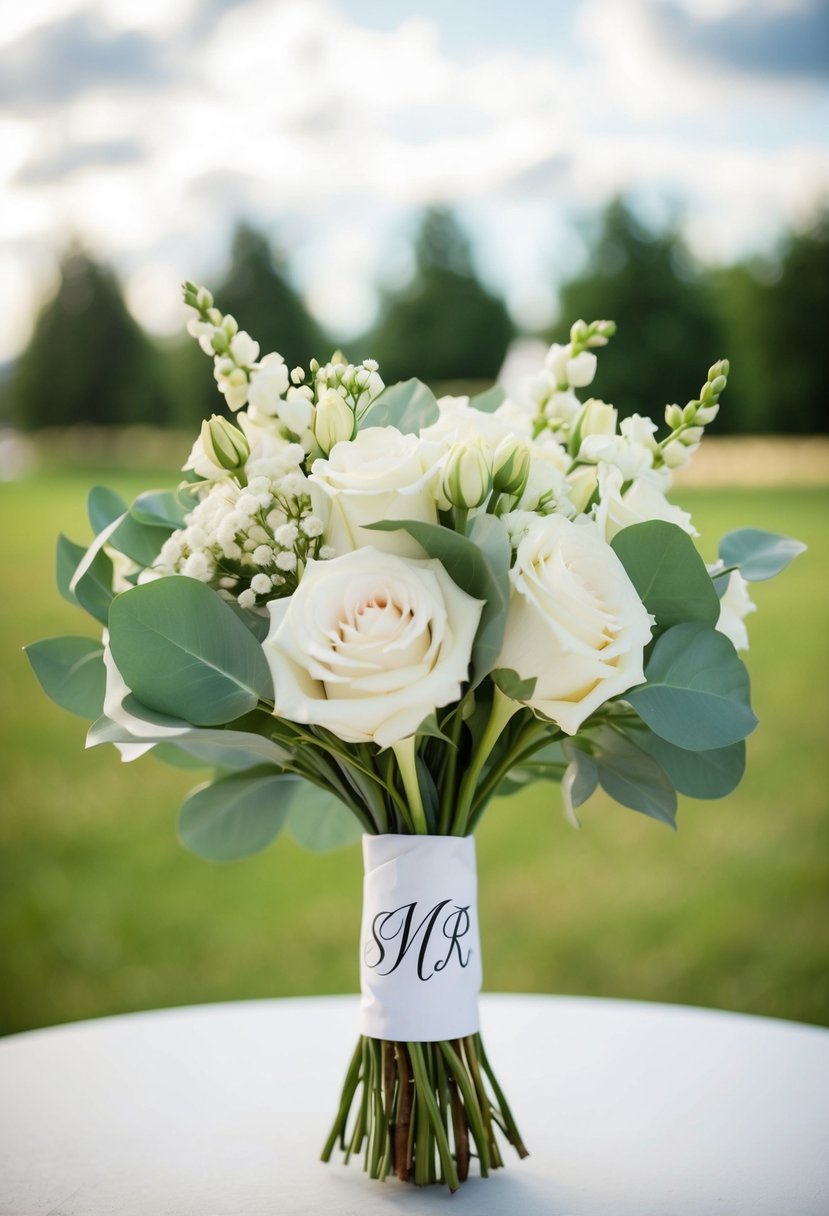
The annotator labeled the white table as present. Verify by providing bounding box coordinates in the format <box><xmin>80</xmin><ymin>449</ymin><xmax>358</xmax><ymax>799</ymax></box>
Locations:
<box><xmin>1</xmin><ymin>995</ymin><xmax>827</xmax><ymax>1215</ymax></box>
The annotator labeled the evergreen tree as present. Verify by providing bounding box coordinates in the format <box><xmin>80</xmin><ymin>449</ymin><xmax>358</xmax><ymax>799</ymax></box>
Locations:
<box><xmin>367</xmin><ymin>208</ymin><xmax>514</xmax><ymax>384</ymax></box>
<box><xmin>554</xmin><ymin>199</ymin><xmax>723</xmax><ymax>428</ymax></box>
<box><xmin>9</xmin><ymin>248</ymin><xmax>170</xmax><ymax>429</ymax></box>
<box><xmin>216</xmin><ymin>222</ymin><xmax>328</xmax><ymax>370</ymax></box>
<box><xmin>713</xmin><ymin>212</ymin><xmax>828</xmax><ymax>434</ymax></box>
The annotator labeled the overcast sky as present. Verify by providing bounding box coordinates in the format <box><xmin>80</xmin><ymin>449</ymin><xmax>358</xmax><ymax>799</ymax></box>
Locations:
<box><xmin>1</xmin><ymin>0</ymin><xmax>827</xmax><ymax>361</ymax></box>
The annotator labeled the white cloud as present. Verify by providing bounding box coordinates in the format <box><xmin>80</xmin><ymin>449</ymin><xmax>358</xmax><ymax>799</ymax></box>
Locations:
<box><xmin>0</xmin><ymin>0</ymin><xmax>827</xmax><ymax>359</ymax></box>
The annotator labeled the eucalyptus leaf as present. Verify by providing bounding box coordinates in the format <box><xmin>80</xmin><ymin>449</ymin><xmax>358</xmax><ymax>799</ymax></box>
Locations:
<box><xmin>88</xmin><ymin>486</ymin><xmax>127</xmax><ymax>535</ymax></box>
<box><xmin>369</xmin><ymin>515</ymin><xmax>511</xmax><ymax>683</ymax></box>
<box><xmin>71</xmin><ymin>544</ymin><xmax>114</xmax><ymax>625</ymax></box>
<box><xmin>287</xmin><ymin>784</ymin><xmax>363</xmax><ymax>851</ymax></box>
<box><xmin>626</xmin><ymin>622</ymin><xmax>757</xmax><ymax>750</ymax></box>
<box><xmin>131</xmin><ymin>489</ymin><xmax>190</xmax><ymax>529</ymax></box>
<box><xmin>108</xmin><ymin>577</ymin><xmax>273</xmax><ymax>726</ymax></box>
<box><xmin>718</xmin><ymin>528</ymin><xmax>806</xmax><ymax>582</ymax></box>
<box><xmin>470</xmin><ymin>385</ymin><xmax>506</xmax><ymax>413</ymax></box>
<box><xmin>179</xmin><ymin>770</ymin><xmax>296</xmax><ymax>861</ymax></box>
<box><xmin>107</xmin><ymin>514</ymin><xmax>171</xmax><ymax>568</ymax></box>
<box><xmin>611</xmin><ymin>520</ymin><xmax>720</xmax><ymax>629</ymax></box>
<box><xmin>365</xmin><ymin>378</ymin><xmax>439</xmax><ymax>434</ymax></box>
<box><xmin>25</xmin><ymin>636</ymin><xmax>106</xmax><ymax>719</ymax></box>
<box><xmin>637</xmin><ymin>731</ymin><xmax>746</xmax><ymax>800</ymax></box>
<box><xmin>560</xmin><ymin>742</ymin><xmax>599</xmax><ymax>826</ymax></box>
<box><xmin>152</xmin><ymin>743</ymin><xmax>210</xmax><ymax>771</ymax></box>
<box><xmin>88</xmin><ymin>711</ymin><xmax>291</xmax><ymax>770</ymax></box>
<box><xmin>56</xmin><ymin>534</ymin><xmax>86</xmax><ymax>605</ymax></box>
<box><xmin>585</xmin><ymin>727</ymin><xmax>677</xmax><ymax>827</ymax></box>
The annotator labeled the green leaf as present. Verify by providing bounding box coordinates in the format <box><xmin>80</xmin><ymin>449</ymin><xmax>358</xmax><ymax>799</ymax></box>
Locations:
<box><xmin>637</xmin><ymin>732</ymin><xmax>746</xmax><ymax>800</ymax></box>
<box><xmin>470</xmin><ymin>385</ymin><xmax>506</xmax><ymax>413</ymax></box>
<box><xmin>718</xmin><ymin>528</ymin><xmax>806</xmax><ymax>582</ymax></box>
<box><xmin>25</xmin><ymin>636</ymin><xmax>106</xmax><ymax>719</ymax></box>
<box><xmin>71</xmin><ymin>542</ymin><xmax>114</xmax><ymax>625</ymax></box>
<box><xmin>561</xmin><ymin>741</ymin><xmax>599</xmax><ymax>825</ymax></box>
<box><xmin>108</xmin><ymin>515</ymin><xmax>171</xmax><ymax>568</ymax></box>
<box><xmin>589</xmin><ymin>728</ymin><xmax>677</xmax><ymax>827</ymax></box>
<box><xmin>88</xmin><ymin>711</ymin><xmax>291</xmax><ymax>771</ymax></box>
<box><xmin>611</xmin><ymin>520</ymin><xmax>720</xmax><ymax>629</ymax></box>
<box><xmin>88</xmin><ymin>486</ymin><xmax>127</xmax><ymax>535</ymax></box>
<box><xmin>152</xmin><ymin>744</ymin><xmax>210</xmax><ymax>771</ymax></box>
<box><xmin>368</xmin><ymin>515</ymin><xmax>511</xmax><ymax>683</ymax></box>
<box><xmin>365</xmin><ymin>378</ymin><xmax>439</xmax><ymax>434</ymax></box>
<box><xmin>131</xmin><ymin>489</ymin><xmax>190</xmax><ymax>529</ymax></box>
<box><xmin>491</xmin><ymin>667</ymin><xmax>537</xmax><ymax>701</ymax></box>
<box><xmin>287</xmin><ymin>784</ymin><xmax>363</xmax><ymax>851</ymax></box>
<box><xmin>56</xmin><ymin>534</ymin><xmax>86</xmax><ymax>605</ymax></box>
<box><xmin>179</xmin><ymin>770</ymin><xmax>296</xmax><ymax>861</ymax></box>
<box><xmin>108</xmin><ymin>577</ymin><xmax>273</xmax><ymax>726</ymax></box>
<box><xmin>626</xmin><ymin>622</ymin><xmax>758</xmax><ymax>751</ymax></box>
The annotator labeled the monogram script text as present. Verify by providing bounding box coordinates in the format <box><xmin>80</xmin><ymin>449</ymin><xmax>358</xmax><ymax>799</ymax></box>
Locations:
<box><xmin>364</xmin><ymin>900</ymin><xmax>472</xmax><ymax>980</ymax></box>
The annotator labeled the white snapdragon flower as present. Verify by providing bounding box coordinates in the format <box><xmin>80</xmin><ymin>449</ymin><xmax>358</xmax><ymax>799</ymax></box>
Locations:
<box><xmin>247</xmin><ymin>352</ymin><xmax>290</xmax><ymax>414</ymax></box>
<box><xmin>593</xmin><ymin>466</ymin><xmax>696</xmax><ymax>542</ymax></box>
<box><xmin>713</xmin><ymin>568</ymin><xmax>757</xmax><ymax>651</ymax></box>
<box><xmin>545</xmin><ymin>342</ymin><xmax>597</xmax><ymax>390</ymax></box>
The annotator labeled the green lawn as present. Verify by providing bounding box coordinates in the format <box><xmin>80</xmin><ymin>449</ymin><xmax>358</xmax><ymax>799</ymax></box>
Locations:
<box><xmin>1</xmin><ymin>473</ymin><xmax>827</xmax><ymax>1034</ymax></box>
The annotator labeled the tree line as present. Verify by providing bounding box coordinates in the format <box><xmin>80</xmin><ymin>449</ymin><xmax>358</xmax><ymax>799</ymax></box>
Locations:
<box><xmin>3</xmin><ymin>199</ymin><xmax>826</xmax><ymax>434</ymax></box>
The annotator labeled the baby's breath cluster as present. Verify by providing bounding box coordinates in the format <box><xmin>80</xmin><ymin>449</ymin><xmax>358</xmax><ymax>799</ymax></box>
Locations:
<box><xmin>154</xmin><ymin>448</ymin><xmax>332</xmax><ymax>607</ymax></box>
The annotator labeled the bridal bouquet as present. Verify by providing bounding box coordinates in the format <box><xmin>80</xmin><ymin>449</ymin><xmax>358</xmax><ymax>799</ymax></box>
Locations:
<box><xmin>27</xmin><ymin>283</ymin><xmax>804</xmax><ymax>1191</ymax></box>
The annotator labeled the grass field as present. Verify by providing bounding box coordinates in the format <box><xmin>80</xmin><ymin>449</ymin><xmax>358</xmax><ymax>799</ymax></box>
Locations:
<box><xmin>1</xmin><ymin>472</ymin><xmax>827</xmax><ymax>1035</ymax></box>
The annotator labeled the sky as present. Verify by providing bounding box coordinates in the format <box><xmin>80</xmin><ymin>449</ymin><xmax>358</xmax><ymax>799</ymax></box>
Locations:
<box><xmin>1</xmin><ymin>0</ymin><xmax>827</xmax><ymax>362</ymax></box>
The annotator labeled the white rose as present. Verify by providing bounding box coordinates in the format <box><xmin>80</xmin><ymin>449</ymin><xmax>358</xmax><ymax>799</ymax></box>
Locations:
<box><xmin>593</xmin><ymin>466</ymin><xmax>696</xmax><ymax>542</ymax></box>
<box><xmin>309</xmin><ymin>426</ymin><xmax>441</xmax><ymax>557</ymax></box>
<box><xmin>421</xmin><ymin>395</ymin><xmax>531</xmax><ymax>449</ymax></box>
<box><xmin>715</xmin><ymin>570</ymin><xmax>757</xmax><ymax>651</ymax></box>
<box><xmin>496</xmin><ymin>514</ymin><xmax>653</xmax><ymax>734</ymax></box>
<box><xmin>263</xmin><ymin>548</ymin><xmax>483</xmax><ymax>748</ymax></box>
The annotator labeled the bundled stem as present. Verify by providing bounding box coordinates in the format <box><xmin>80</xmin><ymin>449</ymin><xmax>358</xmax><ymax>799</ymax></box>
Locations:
<box><xmin>321</xmin><ymin>1031</ymin><xmax>527</xmax><ymax>1191</ymax></box>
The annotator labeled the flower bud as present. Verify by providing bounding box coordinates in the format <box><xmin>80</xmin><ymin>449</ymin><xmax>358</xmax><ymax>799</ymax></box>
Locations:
<box><xmin>579</xmin><ymin>398</ymin><xmax>617</xmax><ymax>439</ymax></box>
<box><xmin>664</xmin><ymin>403</ymin><xmax>683</xmax><ymax>429</ymax></box>
<box><xmin>442</xmin><ymin>439</ymin><xmax>492</xmax><ymax>509</ymax></box>
<box><xmin>696</xmin><ymin>402</ymin><xmax>720</xmax><ymax>425</ymax></box>
<box><xmin>202</xmin><ymin>414</ymin><xmax>250</xmax><ymax>472</ymax></box>
<box><xmin>492</xmin><ymin>436</ymin><xmax>531</xmax><ymax>497</ymax></box>
<box><xmin>660</xmin><ymin>440</ymin><xmax>691</xmax><ymax>470</ymax></box>
<box><xmin>314</xmin><ymin>388</ymin><xmax>355</xmax><ymax>454</ymax></box>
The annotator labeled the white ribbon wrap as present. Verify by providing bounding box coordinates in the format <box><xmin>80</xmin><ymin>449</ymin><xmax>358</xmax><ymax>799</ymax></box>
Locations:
<box><xmin>359</xmin><ymin>834</ymin><xmax>482</xmax><ymax>1042</ymax></box>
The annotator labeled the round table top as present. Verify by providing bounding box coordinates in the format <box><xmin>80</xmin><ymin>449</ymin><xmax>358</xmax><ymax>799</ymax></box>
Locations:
<box><xmin>1</xmin><ymin>994</ymin><xmax>827</xmax><ymax>1215</ymax></box>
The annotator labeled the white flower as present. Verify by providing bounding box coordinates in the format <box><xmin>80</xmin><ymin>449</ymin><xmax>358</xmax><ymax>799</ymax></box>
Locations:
<box><xmin>715</xmin><ymin>570</ymin><xmax>757</xmax><ymax>651</ymax></box>
<box><xmin>237</xmin><ymin>589</ymin><xmax>256</xmax><ymax>609</ymax></box>
<box><xmin>251</xmin><ymin>573</ymin><xmax>272</xmax><ymax>595</ymax></box>
<box><xmin>314</xmin><ymin>388</ymin><xmax>355</xmax><ymax>453</ymax></box>
<box><xmin>593</xmin><ymin>466</ymin><xmax>697</xmax><ymax>542</ymax></box>
<box><xmin>579</xmin><ymin>399</ymin><xmax>617</xmax><ymax>439</ymax></box>
<box><xmin>421</xmin><ymin>395</ymin><xmax>532</xmax><ymax>449</ymax></box>
<box><xmin>544</xmin><ymin>342</ymin><xmax>596</xmax><ymax>389</ymax></box>
<box><xmin>496</xmin><ymin>514</ymin><xmax>653</xmax><ymax>734</ymax></box>
<box><xmin>247</xmin><ymin>353</ymin><xmax>288</xmax><ymax>416</ymax></box>
<box><xmin>309</xmin><ymin>426</ymin><xmax>441</xmax><ymax>558</ymax></box>
<box><xmin>263</xmin><ymin>548</ymin><xmax>483</xmax><ymax>748</ymax></box>
<box><xmin>579</xmin><ymin>433</ymin><xmax>654</xmax><ymax>480</ymax></box>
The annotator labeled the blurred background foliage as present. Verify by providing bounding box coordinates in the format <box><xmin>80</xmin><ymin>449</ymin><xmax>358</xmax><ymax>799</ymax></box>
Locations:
<box><xmin>2</xmin><ymin>196</ymin><xmax>828</xmax><ymax>434</ymax></box>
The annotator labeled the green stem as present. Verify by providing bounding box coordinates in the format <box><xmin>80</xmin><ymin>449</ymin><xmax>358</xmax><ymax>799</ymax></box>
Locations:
<box><xmin>451</xmin><ymin>688</ymin><xmax>521</xmax><ymax>835</ymax></box>
<box><xmin>321</xmin><ymin>1037</ymin><xmax>363</xmax><ymax>1161</ymax></box>
<box><xmin>467</xmin><ymin>723</ymin><xmax>562</xmax><ymax>828</ymax></box>
<box><xmin>409</xmin><ymin>1043</ymin><xmax>460</xmax><ymax>1192</ymax></box>
<box><xmin>438</xmin><ymin>705</ymin><xmax>464</xmax><ymax>834</ymax></box>
<box><xmin>438</xmin><ymin>1040</ymin><xmax>490</xmax><ymax>1176</ymax></box>
<box><xmin>392</xmin><ymin>737</ymin><xmax>428</xmax><ymax>835</ymax></box>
